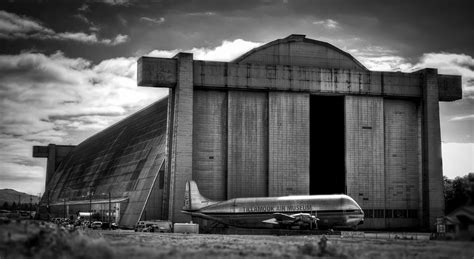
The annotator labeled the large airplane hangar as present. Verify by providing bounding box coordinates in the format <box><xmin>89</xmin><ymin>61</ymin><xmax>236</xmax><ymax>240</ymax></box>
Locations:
<box><xmin>35</xmin><ymin>35</ymin><xmax>462</xmax><ymax>230</ymax></box>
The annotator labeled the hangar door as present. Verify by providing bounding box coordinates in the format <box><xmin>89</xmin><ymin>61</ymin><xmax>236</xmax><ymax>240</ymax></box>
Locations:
<box><xmin>310</xmin><ymin>95</ymin><xmax>345</xmax><ymax>194</ymax></box>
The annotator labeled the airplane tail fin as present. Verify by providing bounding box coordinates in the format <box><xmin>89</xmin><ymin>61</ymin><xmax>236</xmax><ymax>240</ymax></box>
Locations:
<box><xmin>183</xmin><ymin>180</ymin><xmax>217</xmax><ymax>211</ymax></box>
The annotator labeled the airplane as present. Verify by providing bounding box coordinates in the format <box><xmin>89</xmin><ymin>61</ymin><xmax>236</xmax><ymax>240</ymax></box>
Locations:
<box><xmin>182</xmin><ymin>181</ymin><xmax>364</xmax><ymax>230</ymax></box>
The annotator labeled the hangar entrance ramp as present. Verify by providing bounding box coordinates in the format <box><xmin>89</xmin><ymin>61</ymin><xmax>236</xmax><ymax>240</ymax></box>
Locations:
<box><xmin>310</xmin><ymin>95</ymin><xmax>345</xmax><ymax>195</ymax></box>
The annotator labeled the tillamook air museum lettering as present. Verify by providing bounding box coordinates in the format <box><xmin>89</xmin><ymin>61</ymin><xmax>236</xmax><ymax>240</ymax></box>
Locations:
<box><xmin>243</xmin><ymin>204</ymin><xmax>313</xmax><ymax>213</ymax></box>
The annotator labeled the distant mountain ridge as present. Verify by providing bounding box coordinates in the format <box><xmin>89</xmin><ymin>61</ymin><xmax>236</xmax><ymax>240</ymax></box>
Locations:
<box><xmin>0</xmin><ymin>189</ymin><xmax>40</xmax><ymax>205</ymax></box>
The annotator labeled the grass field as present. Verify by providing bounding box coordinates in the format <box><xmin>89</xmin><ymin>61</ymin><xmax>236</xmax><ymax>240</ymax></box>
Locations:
<box><xmin>101</xmin><ymin>231</ymin><xmax>474</xmax><ymax>259</ymax></box>
<box><xmin>1</xmin><ymin>221</ymin><xmax>473</xmax><ymax>258</ymax></box>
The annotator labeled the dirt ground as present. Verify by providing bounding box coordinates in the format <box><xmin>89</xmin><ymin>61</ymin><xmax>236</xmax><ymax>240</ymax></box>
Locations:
<box><xmin>1</xmin><ymin>221</ymin><xmax>474</xmax><ymax>259</ymax></box>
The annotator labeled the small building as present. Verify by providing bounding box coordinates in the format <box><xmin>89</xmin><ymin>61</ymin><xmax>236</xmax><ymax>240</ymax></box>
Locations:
<box><xmin>445</xmin><ymin>206</ymin><xmax>474</xmax><ymax>240</ymax></box>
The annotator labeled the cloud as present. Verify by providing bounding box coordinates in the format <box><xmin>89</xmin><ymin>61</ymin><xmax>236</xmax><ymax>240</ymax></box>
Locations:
<box><xmin>78</xmin><ymin>4</ymin><xmax>90</xmax><ymax>12</ymax></box>
<box><xmin>450</xmin><ymin>114</ymin><xmax>474</xmax><ymax>121</ymax></box>
<box><xmin>0</xmin><ymin>135</ymin><xmax>46</xmax><ymax>194</ymax></box>
<box><xmin>185</xmin><ymin>12</ymin><xmax>216</xmax><ymax>16</ymax></box>
<box><xmin>74</xmin><ymin>13</ymin><xmax>100</xmax><ymax>32</ymax></box>
<box><xmin>100</xmin><ymin>34</ymin><xmax>129</xmax><ymax>45</ymax></box>
<box><xmin>74</xmin><ymin>14</ymin><xmax>90</xmax><ymax>24</ymax></box>
<box><xmin>147</xmin><ymin>38</ymin><xmax>262</xmax><ymax>62</ymax></box>
<box><xmin>0</xmin><ymin>51</ymin><xmax>166</xmax><ymax>142</ymax></box>
<box><xmin>349</xmin><ymin>46</ymin><xmax>413</xmax><ymax>72</ymax></box>
<box><xmin>412</xmin><ymin>53</ymin><xmax>474</xmax><ymax>99</ymax></box>
<box><xmin>0</xmin><ymin>10</ymin><xmax>54</xmax><ymax>35</ymax></box>
<box><xmin>442</xmin><ymin>143</ymin><xmax>474</xmax><ymax>179</ymax></box>
<box><xmin>352</xmin><ymin>47</ymin><xmax>474</xmax><ymax>99</ymax></box>
<box><xmin>313</xmin><ymin>19</ymin><xmax>339</xmax><ymax>29</ymax></box>
<box><xmin>0</xmin><ymin>162</ymin><xmax>46</xmax><ymax>195</ymax></box>
<box><xmin>98</xmin><ymin>0</ymin><xmax>131</xmax><ymax>5</ymax></box>
<box><xmin>0</xmin><ymin>10</ymin><xmax>127</xmax><ymax>45</ymax></box>
<box><xmin>359</xmin><ymin>55</ymin><xmax>413</xmax><ymax>72</ymax></box>
<box><xmin>140</xmin><ymin>17</ymin><xmax>165</xmax><ymax>24</ymax></box>
<box><xmin>0</xmin><ymin>51</ymin><xmax>169</xmax><ymax>194</ymax></box>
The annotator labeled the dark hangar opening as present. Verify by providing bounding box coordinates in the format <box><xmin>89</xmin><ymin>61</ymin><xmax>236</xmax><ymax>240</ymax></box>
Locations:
<box><xmin>310</xmin><ymin>95</ymin><xmax>345</xmax><ymax>195</ymax></box>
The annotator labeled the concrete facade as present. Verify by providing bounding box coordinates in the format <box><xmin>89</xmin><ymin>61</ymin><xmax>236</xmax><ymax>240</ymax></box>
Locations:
<box><xmin>137</xmin><ymin>35</ymin><xmax>461</xmax><ymax>230</ymax></box>
<box><xmin>36</xmin><ymin>35</ymin><xmax>462</xmax><ymax>230</ymax></box>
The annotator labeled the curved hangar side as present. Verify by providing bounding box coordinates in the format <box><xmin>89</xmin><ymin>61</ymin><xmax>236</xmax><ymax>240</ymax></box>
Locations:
<box><xmin>233</xmin><ymin>34</ymin><xmax>368</xmax><ymax>70</ymax></box>
<box><xmin>38</xmin><ymin>97</ymin><xmax>169</xmax><ymax>227</ymax></box>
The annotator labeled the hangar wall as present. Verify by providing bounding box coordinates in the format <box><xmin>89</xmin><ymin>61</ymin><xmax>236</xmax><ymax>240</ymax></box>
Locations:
<box><xmin>227</xmin><ymin>91</ymin><xmax>268</xmax><ymax>198</ymax></box>
<box><xmin>193</xmin><ymin>90</ymin><xmax>228</xmax><ymax>201</ymax></box>
<box><xmin>269</xmin><ymin>92</ymin><xmax>309</xmax><ymax>196</ymax></box>
<box><xmin>345</xmin><ymin>96</ymin><xmax>385</xmax><ymax>228</ymax></box>
<box><xmin>345</xmin><ymin>96</ymin><xmax>423</xmax><ymax>229</ymax></box>
<box><xmin>191</xmin><ymin>91</ymin><xmax>424</xmax><ymax>229</ymax></box>
<box><xmin>193</xmin><ymin>90</ymin><xmax>310</xmax><ymax>199</ymax></box>
<box><xmin>140</xmin><ymin>161</ymin><xmax>165</xmax><ymax>221</ymax></box>
<box><xmin>384</xmin><ymin>99</ymin><xmax>421</xmax><ymax>228</ymax></box>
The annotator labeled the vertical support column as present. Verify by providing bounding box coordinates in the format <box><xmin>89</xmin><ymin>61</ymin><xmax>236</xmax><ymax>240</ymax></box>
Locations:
<box><xmin>420</xmin><ymin>68</ymin><xmax>444</xmax><ymax>230</ymax></box>
<box><xmin>161</xmin><ymin>92</ymin><xmax>174</xmax><ymax>219</ymax></box>
<box><xmin>33</xmin><ymin>144</ymin><xmax>76</xmax><ymax>191</ymax></box>
<box><xmin>46</xmin><ymin>144</ymin><xmax>57</xmax><ymax>188</ymax></box>
<box><xmin>168</xmin><ymin>53</ymin><xmax>194</xmax><ymax>222</ymax></box>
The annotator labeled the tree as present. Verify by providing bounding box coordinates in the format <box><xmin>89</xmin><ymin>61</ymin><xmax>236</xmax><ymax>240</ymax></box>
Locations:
<box><xmin>1</xmin><ymin>202</ymin><xmax>10</xmax><ymax>210</ymax></box>
<box><xmin>444</xmin><ymin>174</ymin><xmax>472</xmax><ymax>214</ymax></box>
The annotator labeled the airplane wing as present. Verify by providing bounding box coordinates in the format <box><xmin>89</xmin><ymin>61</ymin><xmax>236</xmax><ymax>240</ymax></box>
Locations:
<box><xmin>262</xmin><ymin>213</ymin><xmax>297</xmax><ymax>225</ymax></box>
<box><xmin>272</xmin><ymin>213</ymin><xmax>296</xmax><ymax>221</ymax></box>
<box><xmin>262</xmin><ymin>218</ymin><xmax>278</xmax><ymax>225</ymax></box>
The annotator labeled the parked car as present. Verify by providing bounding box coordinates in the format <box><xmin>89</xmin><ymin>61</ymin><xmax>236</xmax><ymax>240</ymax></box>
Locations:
<box><xmin>101</xmin><ymin>222</ymin><xmax>118</xmax><ymax>230</ymax></box>
<box><xmin>134</xmin><ymin>220</ymin><xmax>172</xmax><ymax>233</ymax></box>
<box><xmin>90</xmin><ymin>221</ymin><xmax>102</xmax><ymax>229</ymax></box>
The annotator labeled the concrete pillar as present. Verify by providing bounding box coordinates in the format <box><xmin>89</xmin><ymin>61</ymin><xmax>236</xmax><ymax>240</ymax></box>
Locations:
<box><xmin>168</xmin><ymin>53</ymin><xmax>194</xmax><ymax>222</ymax></box>
<box><xmin>33</xmin><ymin>144</ymin><xmax>75</xmax><ymax>189</ymax></box>
<box><xmin>420</xmin><ymin>68</ymin><xmax>445</xmax><ymax>230</ymax></box>
<box><xmin>46</xmin><ymin>144</ymin><xmax>57</xmax><ymax>188</ymax></box>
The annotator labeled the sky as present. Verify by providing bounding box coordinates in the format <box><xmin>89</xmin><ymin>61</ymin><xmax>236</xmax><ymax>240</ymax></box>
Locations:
<box><xmin>0</xmin><ymin>0</ymin><xmax>473</xmax><ymax>195</ymax></box>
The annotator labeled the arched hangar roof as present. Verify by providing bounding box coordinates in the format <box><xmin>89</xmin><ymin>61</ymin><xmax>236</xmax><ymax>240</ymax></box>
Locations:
<box><xmin>233</xmin><ymin>34</ymin><xmax>368</xmax><ymax>71</ymax></box>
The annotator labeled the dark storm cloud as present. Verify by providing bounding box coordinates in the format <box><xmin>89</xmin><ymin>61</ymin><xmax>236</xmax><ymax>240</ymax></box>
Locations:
<box><xmin>48</xmin><ymin>111</ymin><xmax>125</xmax><ymax>121</ymax></box>
<box><xmin>2</xmin><ymin>0</ymin><xmax>472</xmax><ymax>65</ymax></box>
<box><xmin>1</xmin><ymin>0</ymin><xmax>472</xmax><ymax>63</ymax></box>
<box><xmin>0</xmin><ymin>10</ymin><xmax>128</xmax><ymax>46</ymax></box>
<box><xmin>128</xmin><ymin>0</ymin><xmax>474</xmax><ymax>54</ymax></box>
